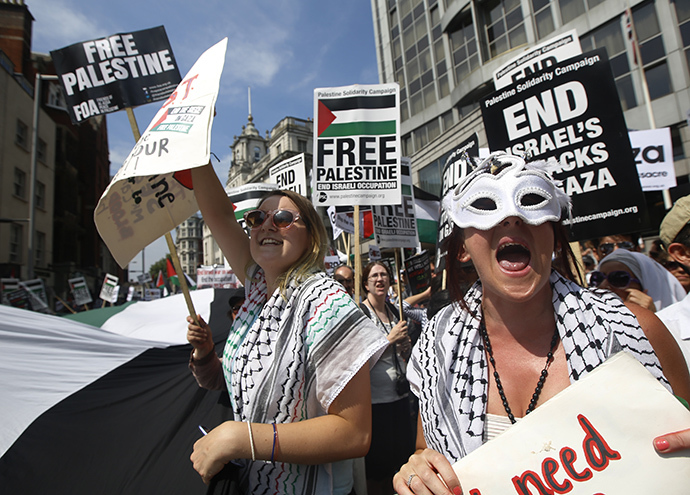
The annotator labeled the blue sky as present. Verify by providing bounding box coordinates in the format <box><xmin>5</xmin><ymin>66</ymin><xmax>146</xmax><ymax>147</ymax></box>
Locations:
<box><xmin>26</xmin><ymin>0</ymin><xmax>379</xmax><ymax>276</ymax></box>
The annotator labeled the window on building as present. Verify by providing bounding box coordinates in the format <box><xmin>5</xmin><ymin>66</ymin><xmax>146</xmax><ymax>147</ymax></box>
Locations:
<box><xmin>441</xmin><ymin>110</ymin><xmax>454</xmax><ymax>131</ymax></box>
<box><xmin>15</xmin><ymin>119</ymin><xmax>28</xmax><ymax>149</ymax></box>
<box><xmin>478</xmin><ymin>0</ymin><xmax>527</xmax><ymax>60</ymax></box>
<box><xmin>37</xmin><ymin>139</ymin><xmax>47</xmax><ymax>163</ymax></box>
<box><xmin>14</xmin><ymin>168</ymin><xmax>26</xmax><ymax>198</ymax></box>
<box><xmin>254</xmin><ymin>146</ymin><xmax>261</xmax><ymax>161</ymax></box>
<box><xmin>634</xmin><ymin>0</ymin><xmax>672</xmax><ymax>100</ymax></box>
<box><xmin>298</xmin><ymin>139</ymin><xmax>307</xmax><ymax>152</ymax></box>
<box><xmin>402</xmin><ymin>134</ymin><xmax>413</xmax><ymax>157</ymax></box>
<box><xmin>10</xmin><ymin>224</ymin><xmax>22</xmax><ymax>263</ymax></box>
<box><xmin>419</xmin><ymin>158</ymin><xmax>442</xmax><ymax>196</ymax></box>
<box><xmin>676</xmin><ymin>0</ymin><xmax>690</xmax><ymax>72</ymax></box>
<box><xmin>449</xmin><ymin>11</ymin><xmax>479</xmax><ymax>85</ymax></box>
<box><xmin>36</xmin><ymin>231</ymin><xmax>46</xmax><ymax>267</ymax></box>
<box><xmin>36</xmin><ymin>181</ymin><xmax>46</xmax><ymax>209</ymax></box>
<box><xmin>401</xmin><ymin>5</ymin><xmax>436</xmax><ymax>118</ymax></box>
<box><xmin>580</xmin><ymin>19</ymin><xmax>636</xmax><ymax>110</ymax></box>
<box><xmin>532</xmin><ymin>0</ymin><xmax>555</xmax><ymax>39</ymax></box>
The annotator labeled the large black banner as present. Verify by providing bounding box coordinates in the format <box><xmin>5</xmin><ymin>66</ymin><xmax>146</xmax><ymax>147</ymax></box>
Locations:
<box><xmin>481</xmin><ymin>49</ymin><xmax>649</xmax><ymax>241</ymax></box>
<box><xmin>51</xmin><ymin>26</ymin><xmax>181</xmax><ymax>124</ymax></box>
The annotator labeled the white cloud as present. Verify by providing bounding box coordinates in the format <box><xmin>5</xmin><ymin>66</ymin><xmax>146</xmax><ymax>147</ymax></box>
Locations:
<box><xmin>28</xmin><ymin>0</ymin><xmax>111</xmax><ymax>52</ymax></box>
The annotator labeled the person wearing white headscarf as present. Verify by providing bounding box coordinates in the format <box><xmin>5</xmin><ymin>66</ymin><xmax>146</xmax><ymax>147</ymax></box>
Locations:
<box><xmin>595</xmin><ymin>250</ymin><xmax>686</xmax><ymax>312</ymax></box>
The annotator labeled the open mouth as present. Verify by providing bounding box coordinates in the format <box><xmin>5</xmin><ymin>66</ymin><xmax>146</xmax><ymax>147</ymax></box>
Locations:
<box><xmin>260</xmin><ymin>238</ymin><xmax>281</xmax><ymax>246</ymax></box>
<box><xmin>496</xmin><ymin>242</ymin><xmax>531</xmax><ymax>271</ymax></box>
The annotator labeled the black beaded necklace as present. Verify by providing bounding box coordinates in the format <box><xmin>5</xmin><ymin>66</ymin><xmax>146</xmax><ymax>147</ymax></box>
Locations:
<box><xmin>479</xmin><ymin>318</ymin><xmax>560</xmax><ymax>424</ymax></box>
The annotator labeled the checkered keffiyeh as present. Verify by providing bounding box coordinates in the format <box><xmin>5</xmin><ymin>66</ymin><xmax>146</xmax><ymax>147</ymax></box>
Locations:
<box><xmin>408</xmin><ymin>270</ymin><xmax>669</xmax><ymax>462</ymax></box>
<box><xmin>223</xmin><ymin>266</ymin><xmax>387</xmax><ymax>494</ymax></box>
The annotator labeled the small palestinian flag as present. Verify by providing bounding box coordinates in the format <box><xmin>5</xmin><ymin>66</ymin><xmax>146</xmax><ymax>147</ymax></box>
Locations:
<box><xmin>155</xmin><ymin>270</ymin><xmax>165</xmax><ymax>289</ymax></box>
<box><xmin>316</xmin><ymin>92</ymin><xmax>397</xmax><ymax>138</ymax></box>
<box><xmin>166</xmin><ymin>258</ymin><xmax>179</xmax><ymax>287</ymax></box>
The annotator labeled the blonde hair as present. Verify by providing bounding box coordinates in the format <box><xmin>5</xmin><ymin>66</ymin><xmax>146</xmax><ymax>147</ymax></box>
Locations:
<box><xmin>249</xmin><ymin>190</ymin><xmax>328</xmax><ymax>296</ymax></box>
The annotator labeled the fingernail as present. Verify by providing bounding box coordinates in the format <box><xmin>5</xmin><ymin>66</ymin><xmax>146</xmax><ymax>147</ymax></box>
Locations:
<box><xmin>453</xmin><ymin>487</ymin><xmax>462</xmax><ymax>495</ymax></box>
<box><xmin>655</xmin><ymin>438</ymin><xmax>670</xmax><ymax>452</ymax></box>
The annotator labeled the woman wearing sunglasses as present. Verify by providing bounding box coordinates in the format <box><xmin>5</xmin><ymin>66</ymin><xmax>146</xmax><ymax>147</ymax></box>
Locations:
<box><xmin>592</xmin><ymin>250</ymin><xmax>685</xmax><ymax>312</ymax></box>
<box><xmin>185</xmin><ymin>165</ymin><xmax>388</xmax><ymax>494</ymax></box>
<box><xmin>392</xmin><ymin>153</ymin><xmax>690</xmax><ymax>495</ymax></box>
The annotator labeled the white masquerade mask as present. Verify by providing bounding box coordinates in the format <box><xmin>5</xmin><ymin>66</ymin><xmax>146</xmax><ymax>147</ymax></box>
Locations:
<box><xmin>443</xmin><ymin>152</ymin><xmax>570</xmax><ymax>231</ymax></box>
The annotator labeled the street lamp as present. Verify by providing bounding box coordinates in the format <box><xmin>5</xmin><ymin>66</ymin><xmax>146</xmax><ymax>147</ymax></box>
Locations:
<box><xmin>27</xmin><ymin>73</ymin><xmax>58</xmax><ymax>280</ymax></box>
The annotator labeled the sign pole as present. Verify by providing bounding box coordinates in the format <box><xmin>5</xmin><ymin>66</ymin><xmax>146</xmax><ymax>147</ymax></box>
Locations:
<box><xmin>354</xmin><ymin>205</ymin><xmax>361</xmax><ymax>306</ymax></box>
<box><xmin>395</xmin><ymin>248</ymin><xmax>404</xmax><ymax>320</ymax></box>
<box><xmin>125</xmin><ymin>108</ymin><xmax>198</xmax><ymax>322</ymax></box>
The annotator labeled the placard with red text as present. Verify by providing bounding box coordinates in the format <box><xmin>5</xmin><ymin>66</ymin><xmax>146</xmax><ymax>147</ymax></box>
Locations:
<box><xmin>453</xmin><ymin>352</ymin><xmax>690</xmax><ymax>494</ymax></box>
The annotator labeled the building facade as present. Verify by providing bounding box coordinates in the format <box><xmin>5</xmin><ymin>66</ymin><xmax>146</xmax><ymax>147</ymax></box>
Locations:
<box><xmin>371</xmin><ymin>0</ymin><xmax>690</xmax><ymax>231</ymax></box>
<box><xmin>175</xmin><ymin>214</ymin><xmax>202</xmax><ymax>278</ymax></box>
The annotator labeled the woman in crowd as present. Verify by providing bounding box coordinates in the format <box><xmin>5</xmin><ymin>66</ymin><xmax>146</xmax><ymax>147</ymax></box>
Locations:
<box><xmin>186</xmin><ymin>164</ymin><xmax>388</xmax><ymax>494</ymax></box>
<box><xmin>392</xmin><ymin>152</ymin><xmax>690</xmax><ymax>494</ymax></box>
<box><xmin>358</xmin><ymin>260</ymin><xmax>420</xmax><ymax>494</ymax></box>
<box><xmin>591</xmin><ymin>249</ymin><xmax>685</xmax><ymax>311</ymax></box>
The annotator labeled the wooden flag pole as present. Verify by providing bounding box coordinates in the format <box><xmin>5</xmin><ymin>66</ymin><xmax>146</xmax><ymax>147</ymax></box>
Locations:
<box><xmin>55</xmin><ymin>295</ymin><xmax>77</xmax><ymax>314</ymax></box>
<box><xmin>354</xmin><ymin>205</ymin><xmax>361</xmax><ymax>306</ymax></box>
<box><xmin>125</xmin><ymin>108</ymin><xmax>198</xmax><ymax>322</ymax></box>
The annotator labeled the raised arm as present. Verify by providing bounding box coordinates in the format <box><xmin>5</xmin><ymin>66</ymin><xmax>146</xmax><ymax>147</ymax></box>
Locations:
<box><xmin>192</xmin><ymin>164</ymin><xmax>253</xmax><ymax>277</ymax></box>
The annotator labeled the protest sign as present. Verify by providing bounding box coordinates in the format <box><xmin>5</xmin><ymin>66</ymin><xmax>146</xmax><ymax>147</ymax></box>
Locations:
<box><xmin>373</xmin><ymin>158</ymin><xmax>419</xmax><ymax>249</ymax></box>
<box><xmin>629</xmin><ymin>128</ymin><xmax>676</xmax><ymax>191</ymax></box>
<box><xmin>50</xmin><ymin>26</ymin><xmax>181</xmax><ymax>124</ymax></box>
<box><xmin>99</xmin><ymin>274</ymin><xmax>119</xmax><ymax>303</ymax></box>
<box><xmin>453</xmin><ymin>352</ymin><xmax>690</xmax><ymax>494</ymax></box>
<box><xmin>20</xmin><ymin>279</ymin><xmax>49</xmax><ymax>311</ymax></box>
<box><xmin>493</xmin><ymin>29</ymin><xmax>581</xmax><ymax>90</ymax></box>
<box><xmin>436</xmin><ymin>133</ymin><xmax>480</xmax><ymax>268</ymax></box>
<box><xmin>269</xmin><ymin>153</ymin><xmax>308</xmax><ymax>196</ymax></box>
<box><xmin>196</xmin><ymin>266</ymin><xmax>240</xmax><ymax>289</ymax></box>
<box><xmin>0</xmin><ymin>278</ymin><xmax>19</xmax><ymax>305</ymax></box>
<box><xmin>313</xmin><ymin>83</ymin><xmax>401</xmax><ymax>206</ymax></box>
<box><xmin>324</xmin><ymin>255</ymin><xmax>340</xmax><ymax>275</ymax></box>
<box><xmin>68</xmin><ymin>276</ymin><xmax>93</xmax><ymax>306</ymax></box>
<box><xmin>413</xmin><ymin>186</ymin><xmax>440</xmax><ymax>245</ymax></box>
<box><xmin>94</xmin><ymin>38</ymin><xmax>227</xmax><ymax>268</ymax></box>
<box><xmin>404</xmin><ymin>251</ymin><xmax>432</xmax><ymax>295</ymax></box>
<box><xmin>144</xmin><ymin>288</ymin><xmax>161</xmax><ymax>301</ymax></box>
<box><xmin>137</xmin><ymin>272</ymin><xmax>152</xmax><ymax>286</ymax></box>
<box><xmin>369</xmin><ymin>244</ymin><xmax>382</xmax><ymax>261</ymax></box>
<box><xmin>481</xmin><ymin>49</ymin><xmax>649</xmax><ymax>241</ymax></box>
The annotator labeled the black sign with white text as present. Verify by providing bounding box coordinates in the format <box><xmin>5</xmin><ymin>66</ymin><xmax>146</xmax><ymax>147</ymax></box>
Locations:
<box><xmin>51</xmin><ymin>26</ymin><xmax>181</xmax><ymax>124</ymax></box>
<box><xmin>481</xmin><ymin>49</ymin><xmax>649</xmax><ymax>240</ymax></box>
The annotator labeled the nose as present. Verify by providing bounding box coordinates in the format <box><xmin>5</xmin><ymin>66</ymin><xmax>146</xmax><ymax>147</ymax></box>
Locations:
<box><xmin>501</xmin><ymin>216</ymin><xmax>523</xmax><ymax>227</ymax></box>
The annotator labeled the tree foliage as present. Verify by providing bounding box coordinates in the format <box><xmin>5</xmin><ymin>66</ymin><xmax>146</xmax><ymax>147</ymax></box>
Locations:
<box><xmin>149</xmin><ymin>256</ymin><xmax>170</xmax><ymax>279</ymax></box>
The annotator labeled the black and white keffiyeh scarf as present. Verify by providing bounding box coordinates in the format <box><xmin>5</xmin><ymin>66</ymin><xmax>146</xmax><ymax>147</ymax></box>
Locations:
<box><xmin>408</xmin><ymin>270</ymin><xmax>669</xmax><ymax>462</ymax></box>
<box><xmin>222</xmin><ymin>266</ymin><xmax>387</xmax><ymax>495</ymax></box>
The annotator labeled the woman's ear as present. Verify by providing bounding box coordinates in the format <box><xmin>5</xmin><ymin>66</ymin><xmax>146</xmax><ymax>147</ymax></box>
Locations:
<box><xmin>668</xmin><ymin>242</ymin><xmax>690</xmax><ymax>265</ymax></box>
<box><xmin>458</xmin><ymin>249</ymin><xmax>471</xmax><ymax>263</ymax></box>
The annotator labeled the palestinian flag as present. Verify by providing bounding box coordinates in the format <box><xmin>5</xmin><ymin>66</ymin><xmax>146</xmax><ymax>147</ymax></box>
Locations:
<box><xmin>317</xmin><ymin>93</ymin><xmax>397</xmax><ymax>138</ymax></box>
<box><xmin>0</xmin><ymin>288</ymin><xmax>237</xmax><ymax>494</ymax></box>
<box><xmin>166</xmin><ymin>258</ymin><xmax>180</xmax><ymax>287</ymax></box>
<box><xmin>413</xmin><ymin>186</ymin><xmax>440</xmax><ymax>245</ymax></box>
<box><xmin>184</xmin><ymin>272</ymin><xmax>197</xmax><ymax>290</ymax></box>
<box><xmin>155</xmin><ymin>270</ymin><xmax>165</xmax><ymax>289</ymax></box>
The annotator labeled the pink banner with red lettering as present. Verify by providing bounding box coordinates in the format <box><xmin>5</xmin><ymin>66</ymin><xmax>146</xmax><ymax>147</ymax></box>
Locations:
<box><xmin>453</xmin><ymin>352</ymin><xmax>690</xmax><ymax>494</ymax></box>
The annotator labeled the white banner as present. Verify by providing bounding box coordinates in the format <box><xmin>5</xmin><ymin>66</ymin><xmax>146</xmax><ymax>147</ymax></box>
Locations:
<box><xmin>99</xmin><ymin>274</ymin><xmax>119</xmax><ymax>303</ymax></box>
<box><xmin>372</xmin><ymin>157</ymin><xmax>418</xmax><ymax>248</ymax></box>
<box><xmin>629</xmin><ymin>128</ymin><xmax>677</xmax><ymax>191</ymax></box>
<box><xmin>313</xmin><ymin>83</ymin><xmax>401</xmax><ymax>206</ymax></box>
<box><xmin>453</xmin><ymin>353</ymin><xmax>690</xmax><ymax>494</ymax></box>
<box><xmin>324</xmin><ymin>255</ymin><xmax>340</xmax><ymax>275</ymax></box>
<box><xmin>196</xmin><ymin>266</ymin><xmax>240</xmax><ymax>289</ymax></box>
<box><xmin>94</xmin><ymin>38</ymin><xmax>228</xmax><ymax>268</ymax></box>
<box><xmin>68</xmin><ymin>276</ymin><xmax>93</xmax><ymax>306</ymax></box>
<box><xmin>269</xmin><ymin>153</ymin><xmax>307</xmax><ymax>196</ymax></box>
